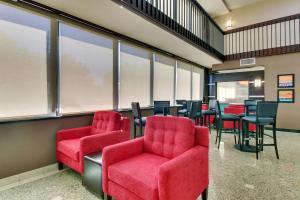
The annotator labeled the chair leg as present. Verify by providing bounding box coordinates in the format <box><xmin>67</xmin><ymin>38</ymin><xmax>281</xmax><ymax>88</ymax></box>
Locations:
<box><xmin>233</xmin><ymin>120</ymin><xmax>237</xmax><ymax>144</ymax></box>
<box><xmin>255</xmin><ymin>124</ymin><xmax>259</xmax><ymax>160</ymax></box>
<box><xmin>58</xmin><ymin>162</ymin><xmax>63</xmax><ymax>170</ymax></box>
<box><xmin>105</xmin><ymin>194</ymin><xmax>112</xmax><ymax>200</ymax></box>
<box><xmin>133</xmin><ymin>124</ymin><xmax>136</xmax><ymax>138</ymax></box>
<box><xmin>273</xmin><ymin>124</ymin><xmax>280</xmax><ymax>159</ymax></box>
<box><xmin>218</xmin><ymin>124</ymin><xmax>222</xmax><ymax>149</ymax></box>
<box><xmin>215</xmin><ymin>119</ymin><xmax>219</xmax><ymax>144</ymax></box>
<box><xmin>202</xmin><ymin>187</ymin><xmax>208</xmax><ymax>200</ymax></box>
<box><xmin>261</xmin><ymin>126</ymin><xmax>264</xmax><ymax>151</ymax></box>
<box><xmin>208</xmin><ymin>116</ymin><xmax>211</xmax><ymax>134</ymax></box>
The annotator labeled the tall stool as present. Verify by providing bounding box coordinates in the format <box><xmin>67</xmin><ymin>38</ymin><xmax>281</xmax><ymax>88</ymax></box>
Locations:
<box><xmin>215</xmin><ymin>101</ymin><xmax>240</xmax><ymax>149</ymax></box>
<box><xmin>203</xmin><ymin>99</ymin><xmax>216</xmax><ymax>133</ymax></box>
<box><xmin>189</xmin><ymin>101</ymin><xmax>203</xmax><ymax>125</ymax></box>
<box><xmin>242</xmin><ymin>101</ymin><xmax>279</xmax><ymax>160</ymax></box>
<box><xmin>131</xmin><ymin>102</ymin><xmax>146</xmax><ymax>138</ymax></box>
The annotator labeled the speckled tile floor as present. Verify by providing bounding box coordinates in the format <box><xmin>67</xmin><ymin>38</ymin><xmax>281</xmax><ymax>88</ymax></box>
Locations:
<box><xmin>0</xmin><ymin>130</ymin><xmax>300</xmax><ymax>200</ymax></box>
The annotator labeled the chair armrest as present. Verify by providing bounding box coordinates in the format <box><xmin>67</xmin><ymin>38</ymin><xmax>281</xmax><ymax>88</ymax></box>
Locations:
<box><xmin>195</xmin><ymin>126</ymin><xmax>209</xmax><ymax>147</ymax></box>
<box><xmin>56</xmin><ymin>126</ymin><xmax>91</xmax><ymax>142</ymax></box>
<box><xmin>102</xmin><ymin>138</ymin><xmax>144</xmax><ymax>193</ymax></box>
<box><xmin>80</xmin><ymin>130</ymin><xmax>130</xmax><ymax>155</ymax></box>
<box><xmin>158</xmin><ymin>146</ymin><xmax>209</xmax><ymax>200</ymax></box>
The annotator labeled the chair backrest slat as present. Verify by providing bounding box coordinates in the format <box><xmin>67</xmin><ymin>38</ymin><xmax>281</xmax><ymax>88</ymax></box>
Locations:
<box><xmin>189</xmin><ymin>101</ymin><xmax>202</xmax><ymax>118</ymax></box>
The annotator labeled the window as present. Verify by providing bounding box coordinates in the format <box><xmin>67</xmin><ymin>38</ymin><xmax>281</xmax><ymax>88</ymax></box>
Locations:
<box><xmin>153</xmin><ymin>54</ymin><xmax>175</xmax><ymax>104</ymax></box>
<box><xmin>59</xmin><ymin>23</ymin><xmax>113</xmax><ymax>114</ymax></box>
<box><xmin>176</xmin><ymin>62</ymin><xmax>192</xmax><ymax>100</ymax></box>
<box><xmin>0</xmin><ymin>3</ymin><xmax>50</xmax><ymax>118</ymax></box>
<box><xmin>119</xmin><ymin>43</ymin><xmax>151</xmax><ymax>108</ymax></box>
<box><xmin>217</xmin><ymin>81</ymin><xmax>249</xmax><ymax>103</ymax></box>
<box><xmin>192</xmin><ymin>67</ymin><xmax>204</xmax><ymax>100</ymax></box>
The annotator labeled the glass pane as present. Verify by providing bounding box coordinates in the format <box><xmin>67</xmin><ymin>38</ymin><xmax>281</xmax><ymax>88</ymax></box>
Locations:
<box><xmin>217</xmin><ymin>81</ymin><xmax>249</xmax><ymax>103</ymax></box>
<box><xmin>153</xmin><ymin>54</ymin><xmax>175</xmax><ymax>104</ymax></box>
<box><xmin>119</xmin><ymin>43</ymin><xmax>151</xmax><ymax>108</ymax></box>
<box><xmin>192</xmin><ymin>67</ymin><xmax>204</xmax><ymax>100</ymax></box>
<box><xmin>177</xmin><ymin>62</ymin><xmax>192</xmax><ymax>100</ymax></box>
<box><xmin>59</xmin><ymin>23</ymin><xmax>113</xmax><ymax>113</ymax></box>
<box><xmin>0</xmin><ymin>3</ymin><xmax>49</xmax><ymax>118</ymax></box>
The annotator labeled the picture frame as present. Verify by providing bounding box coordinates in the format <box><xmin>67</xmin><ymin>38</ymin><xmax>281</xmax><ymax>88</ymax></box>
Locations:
<box><xmin>277</xmin><ymin>89</ymin><xmax>295</xmax><ymax>103</ymax></box>
<box><xmin>277</xmin><ymin>74</ymin><xmax>295</xmax><ymax>88</ymax></box>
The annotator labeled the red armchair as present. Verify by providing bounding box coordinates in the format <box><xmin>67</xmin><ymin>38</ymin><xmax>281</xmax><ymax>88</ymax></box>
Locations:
<box><xmin>102</xmin><ymin>116</ymin><xmax>209</xmax><ymax>200</ymax></box>
<box><xmin>56</xmin><ymin>111</ymin><xmax>130</xmax><ymax>174</ymax></box>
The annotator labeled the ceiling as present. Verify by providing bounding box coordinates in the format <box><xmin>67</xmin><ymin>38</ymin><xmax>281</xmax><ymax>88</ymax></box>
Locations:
<box><xmin>197</xmin><ymin>0</ymin><xmax>264</xmax><ymax>17</ymax></box>
<box><xmin>33</xmin><ymin>0</ymin><xmax>222</xmax><ymax>68</ymax></box>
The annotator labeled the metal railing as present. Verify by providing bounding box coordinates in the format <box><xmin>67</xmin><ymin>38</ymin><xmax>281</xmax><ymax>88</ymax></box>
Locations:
<box><xmin>118</xmin><ymin>0</ymin><xmax>224</xmax><ymax>60</ymax></box>
<box><xmin>224</xmin><ymin>14</ymin><xmax>300</xmax><ymax>60</ymax></box>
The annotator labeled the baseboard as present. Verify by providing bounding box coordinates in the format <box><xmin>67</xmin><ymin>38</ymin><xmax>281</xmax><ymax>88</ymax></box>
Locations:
<box><xmin>0</xmin><ymin>163</ymin><xmax>67</xmax><ymax>192</ymax></box>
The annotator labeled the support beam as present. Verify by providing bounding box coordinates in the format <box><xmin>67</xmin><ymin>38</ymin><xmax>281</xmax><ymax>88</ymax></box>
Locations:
<box><xmin>221</xmin><ymin>0</ymin><xmax>231</xmax><ymax>13</ymax></box>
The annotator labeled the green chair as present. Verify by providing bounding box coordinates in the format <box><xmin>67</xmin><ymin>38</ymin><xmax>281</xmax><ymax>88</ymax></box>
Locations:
<box><xmin>242</xmin><ymin>101</ymin><xmax>279</xmax><ymax>160</ymax></box>
<box><xmin>189</xmin><ymin>101</ymin><xmax>203</xmax><ymax>125</ymax></box>
<box><xmin>203</xmin><ymin>99</ymin><xmax>217</xmax><ymax>133</ymax></box>
<box><xmin>215</xmin><ymin>101</ymin><xmax>240</xmax><ymax>149</ymax></box>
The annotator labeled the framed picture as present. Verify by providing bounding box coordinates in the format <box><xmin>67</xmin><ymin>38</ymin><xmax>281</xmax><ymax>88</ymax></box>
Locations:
<box><xmin>277</xmin><ymin>74</ymin><xmax>295</xmax><ymax>88</ymax></box>
<box><xmin>278</xmin><ymin>89</ymin><xmax>295</xmax><ymax>103</ymax></box>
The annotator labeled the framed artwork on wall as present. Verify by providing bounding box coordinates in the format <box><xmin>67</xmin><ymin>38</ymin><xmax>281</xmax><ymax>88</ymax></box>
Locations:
<box><xmin>278</xmin><ymin>89</ymin><xmax>295</xmax><ymax>103</ymax></box>
<box><xmin>277</xmin><ymin>74</ymin><xmax>295</xmax><ymax>88</ymax></box>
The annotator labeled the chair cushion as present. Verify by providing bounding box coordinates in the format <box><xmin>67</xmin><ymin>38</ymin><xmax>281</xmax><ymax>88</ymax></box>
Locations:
<box><xmin>178</xmin><ymin>109</ymin><xmax>187</xmax><ymax>114</ymax></box>
<box><xmin>202</xmin><ymin>110</ymin><xmax>216</xmax><ymax>115</ymax></box>
<box><xmin>243</xmin><ymin>116</ymin><xmax>274</xmax><ymax>125</ymax></box>
<box><xmin>134</xmin><ymin>117</ymin><xmax>147</xmax><ymax>125</ymax></box>
<box><xmin>144</xmin><ymin>116</ymin><xmax>195</xmax><ymax>159</ymax></box>
<box><xmin>57</xmin><ymin>139</ymin><xmax>80</xmax><ymax>161</ymax></box>
<box><xmin>221</xmin><ymin>114</ymin><xmax>239</xmax><ymax>120</ymax></box>
<box><xmin>91</xmin><ymin>111</ymin><xmax>121</xmax><ymax>134</ymax></box>
<box><xmin>108</xmin><ymin>153</ymin><xmax>169</xmax><ymax>200</ymax></box>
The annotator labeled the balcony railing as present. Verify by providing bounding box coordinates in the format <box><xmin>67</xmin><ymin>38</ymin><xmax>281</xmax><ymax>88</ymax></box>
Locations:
<box><xmin>116</xmin><ymin>0</ymin><xmax>225</xmax><ymax>61</ymax></box>
<box><xmin>225</xmin><ymin>14</ymin><xmax>300</xmax><ymax>60</ymax></box>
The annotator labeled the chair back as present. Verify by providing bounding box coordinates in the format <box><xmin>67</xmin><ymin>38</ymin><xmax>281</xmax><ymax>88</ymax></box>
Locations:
<box><xmin>208</xmin><ymin>99</ymin><xmax>217</xmax><ymax>110</ymax></box>
<box><xmin>256</xmin><ymin>101</ymin><xmax>278</xmax><ymax>119</ymax></box>
<box><xmin>244</xmin><ymin>100</ymin><xmax>258</xmax><ymax>116</ymax></box>
<box><xmin>215</xmin><ymin>101</ymin><xmax>223</xmax><ymax>120</ymax></box>
<box><xmin>154</xmin><ymin>101</ymin><xmax>170</xmax><ymax>115</ymax></box>
<box><xmin>144</xmin><ymin>116</ymin><xmax>195</xmax><ymax>159</ymax></box>
<box><xmin>131</xmin><ymin>102</ymin><xmax>141</xmax><ymax>120</ymax></box>
<box><xmin>91</xmin><ymin>111</ymin><xmax>121</xmax><ymax>134</ymax></box>
<box><xmin>189</xmin><ymin>101</ymin><xmax>202</xmax><ymax>119</ymax></box>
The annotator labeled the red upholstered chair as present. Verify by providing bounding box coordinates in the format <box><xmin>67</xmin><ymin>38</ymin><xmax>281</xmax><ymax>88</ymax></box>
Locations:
<box><xmin>102</xmin><ymin>116</ymin><xmax>209</xmax><ymax>200</ymax></box>
<box><xmin>56</xmin><ymin>111</ymin><xmax>130</xmax><ymax>174</ymax></box>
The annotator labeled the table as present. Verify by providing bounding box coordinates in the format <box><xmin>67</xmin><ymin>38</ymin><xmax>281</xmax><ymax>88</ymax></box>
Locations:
<box><xmin>83</xmin><ymin>152</ymin><xmax>103</xmax><ymax>198</ymax></box>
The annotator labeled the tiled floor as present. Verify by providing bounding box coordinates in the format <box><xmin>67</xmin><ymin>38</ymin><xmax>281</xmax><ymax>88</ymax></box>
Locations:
<box><xmin>1</xmin><ymin>130</ymin><xmax>300</xmax><ymax>200</ymax></box>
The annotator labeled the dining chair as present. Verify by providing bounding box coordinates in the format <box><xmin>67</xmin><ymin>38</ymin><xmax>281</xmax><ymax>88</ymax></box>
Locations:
<box><xmin>242</xmin><ymin>101</ymin><xmax>279</xmax><ymax>160</ymax></box>
<box><xmin>153</xmin><ymin>101</ymin><xmax>170</xmax><ymax>116</ymax></box>
<box><xmin>215</xmin><ymin>101</ymin><xmax>240</xmax><ymax>149</ymax></box>
<box><xmin>131</xmin><ymin>102</ymin><xmax>146</xmax><ymax>138</ymax></box>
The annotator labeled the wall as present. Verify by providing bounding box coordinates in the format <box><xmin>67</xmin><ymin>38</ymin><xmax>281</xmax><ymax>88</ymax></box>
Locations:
<box><xmin>0</xmin><ymin>108</ymin><xmax>181</xmax><ymax>179</ymax></box>
<box><xmin>213</xmin><ymin>52</ymin><xmax>300</xmax><ymax>130</ymax></box>
<box><xmin>215</xmin><ymin>0</ymin><xmax>300</xmax><ymax>30</ymax></box>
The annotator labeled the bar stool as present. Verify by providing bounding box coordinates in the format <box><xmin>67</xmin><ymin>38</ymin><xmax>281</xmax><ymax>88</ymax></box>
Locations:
<box><xmin>242</xmin><ymin>101</ymin><xmax>279</xmax><ymax>160</ymax></box>
<box><xmin>189</xmin><ymin>101</ymin><xmax>203</xmax><ymax>125</ymax></box>
<box><xmin>215</xmin><ymin>101</ymin><xmax>240</xmax><ymax>149</ymax></box>
<box><xmin>131</xmin><ymin>102</ymin><xmax>146</xmax><ymax>138</ymax></box>
<box><xmin>153</xmin><ymin>101</ymin><xmax>170</xmax><ymax>116</ymax></box>
<box><xmin>203</xmin><ymin>99</ymin><xmax>216</xmax><ymax>133</ymax></box>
